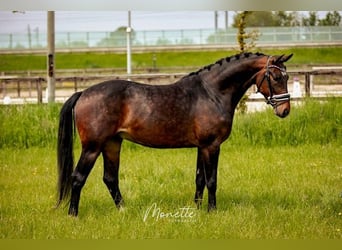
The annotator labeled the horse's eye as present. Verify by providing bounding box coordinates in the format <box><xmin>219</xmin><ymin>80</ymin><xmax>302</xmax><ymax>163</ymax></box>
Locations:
<box><xmin>274</xmin><ymin>72</ymin><xmax>287</xmax><ymax>81</ymax></box>
<box><xmin>274</xmin><ymin>75</ymin><xmax>282</xmax><ymax>81</ymax></box>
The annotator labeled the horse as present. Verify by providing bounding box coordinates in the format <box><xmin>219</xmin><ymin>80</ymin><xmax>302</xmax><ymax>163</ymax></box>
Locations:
<box><xmin>56</xmin><ymin>52</ymin><xmax>293</xmax><ymax>216</ymax></box>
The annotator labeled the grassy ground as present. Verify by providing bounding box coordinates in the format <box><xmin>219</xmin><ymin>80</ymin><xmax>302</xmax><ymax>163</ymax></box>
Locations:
<box><xmin>0</xmin><ymin>99</ymin><xmax>341</xmax><ymax>239</ymax></box>
<box><xmin>0</xmin><ymin>47</ymin><xmax>341</xmax><ymax>72</ymax></box>
<box><xmin>0</xmin><ymin>144</ymin><xmax>341</xmax><ymax>239</ymax></box>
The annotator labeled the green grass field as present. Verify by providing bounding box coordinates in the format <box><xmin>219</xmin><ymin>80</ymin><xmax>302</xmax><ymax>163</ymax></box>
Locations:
<box><xmin>0</xmin><ymin>99</ymin><xmax>341</xmax><ymax>239</ymax></box>
<box><xmin>0</xmin><ymin>47</ymin><xmax>341</xmax><ymax>72</ymax></box>
<box><xmin>0</xmin><ymin>144</ymin><xmax>341</xmax><ymax>239</ymax></box>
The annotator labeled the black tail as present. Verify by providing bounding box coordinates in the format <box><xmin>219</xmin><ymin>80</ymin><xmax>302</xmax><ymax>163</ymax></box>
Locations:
<box><xmin>56</xmin><ymin>92</ymin><xmax>82</xmax><ymax>208</ymax></box>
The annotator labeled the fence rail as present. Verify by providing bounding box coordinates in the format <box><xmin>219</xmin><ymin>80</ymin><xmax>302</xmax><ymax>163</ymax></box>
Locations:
<box><xmin>1</xmin><ymin>69</ymin><xmax>342</xmax><ymax>105</ymax></box>
<box><xmin>1</xmin><ymin>26</ymin><xmax>341</xmax><ymax>52</ymax></box>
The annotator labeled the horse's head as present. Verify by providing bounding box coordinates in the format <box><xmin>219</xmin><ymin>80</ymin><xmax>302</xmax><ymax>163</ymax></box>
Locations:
<box><xmin>255</xmin><ymin>54</ymin><xmax>293</xmax><ymax>118</ymax></box>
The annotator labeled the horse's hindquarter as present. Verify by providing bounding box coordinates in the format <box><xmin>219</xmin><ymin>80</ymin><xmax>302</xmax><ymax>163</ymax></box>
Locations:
<box><xmin>74</xmin><ymin>81</ymin><xmax>129</xmax><ymax>145</ymax></box>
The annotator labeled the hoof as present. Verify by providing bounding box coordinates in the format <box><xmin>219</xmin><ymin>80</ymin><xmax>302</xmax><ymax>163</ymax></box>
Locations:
<box><xmin>68</xmin><ymin>207</ymin><xmax>78</xmax><ymax>217</ymax></box>
<box><xmin>207</xmin><ymin>205</ymin><xmax>217</xmax><ymax>212</ymax></box>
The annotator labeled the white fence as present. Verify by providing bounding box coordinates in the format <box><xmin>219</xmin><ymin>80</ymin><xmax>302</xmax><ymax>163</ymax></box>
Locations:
<box><xmin>1</xmin><ymin>26</ymin><xmax>341</xmax><ymax>50</ymax></box>
<box><xmin>1</xmin><ymin>70</ymin><xmax>342</xmax><ymax>107</ymax></box>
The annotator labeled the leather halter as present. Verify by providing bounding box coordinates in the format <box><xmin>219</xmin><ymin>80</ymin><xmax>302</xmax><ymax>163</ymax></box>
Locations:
<box><xmin>257</xmin><ymin>56</ymin><xmax>290</xmax><ymax>108</ymax></box>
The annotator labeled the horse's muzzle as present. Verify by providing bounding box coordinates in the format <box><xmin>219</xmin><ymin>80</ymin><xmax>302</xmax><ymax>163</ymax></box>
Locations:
<box><xmin>274</xmin><ymin>101</ymin><xmax>290</xmax><ymax>118</ymax></box>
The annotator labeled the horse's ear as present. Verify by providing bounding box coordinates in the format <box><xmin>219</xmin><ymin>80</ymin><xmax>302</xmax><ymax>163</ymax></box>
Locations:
<box><xmin>275</xmin><ymin>54</ymin><xmax>284</xmax><ymax>64</ymax></box>
<box><xmin>281</xmin><ymin>54</ymin><xmax>293</xmax><ymax>63</ymax></box>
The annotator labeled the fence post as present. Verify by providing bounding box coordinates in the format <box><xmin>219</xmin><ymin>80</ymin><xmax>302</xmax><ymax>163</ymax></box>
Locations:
<box><xmin>9</xmin><ymin>34</ymin><xmax>13</xmax><ymax>49</ymax></box>
<box><xmin>74</xmin><ymin>77</ymin><xmax>78</xmax><ymax>92</ymax></box>
<box><xmin>37</xmin><ymin>78</ymin><xmax>43</xmax><ymax>103</ymax></box>
<box><xmin>1</xmin><ymin>80</ymin><xmax>6</xmax><ymax>98</ymax></box>
<box><xmin>47</xmin><ymin>11</ymin><xmax>55</xmax><ymax>103</ymax></box>
<box><xmin>28</xmin><ymin>71</ymin><xmax>32</xmax><ymax>97</ymax></box>
<box><xmin>305</xmin><ymin>72</ymin><xmax>311</xmax><ymax>97</ymax></box>
<box><xmin>17</xmin><ymin>81</ymin><xmax>21</xmax><ymax>97</ymax></box>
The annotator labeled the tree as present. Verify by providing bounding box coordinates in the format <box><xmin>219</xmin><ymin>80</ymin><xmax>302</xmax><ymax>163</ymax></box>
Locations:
<box><xmin>235</xmin><ymin>11</ymin><xmax>259</xmax><ymax>53</ymax></box>
<box><xmin>98</xmin><ymin>26</ymin><xmax>136</xmax><ymax>47</ymax></box>
<box><xmin>235</xmin><ymin>11</ymin><xmax>258</xmax><ymax>114</ymax></box>
<box><xmin>233</xmin><ymin>11</ymin><xmax>278</xmax><ymax>27</ymax></box>
<box><xmin>274</xmin><ymin>11</ymin><xmax>291</xmax><ymax>26</ymax></box>
<box><xmin>236</xmin><ymin>11</ymin><xmax>249</xmax><ymax>52</ymax></box>
<box><xmin>245</xmin><ymin>11</ymin><xmax>276</xmax><ymax>27</ymax></box>
<box><xmin>318</xmin><ymin>11</ymin><xmax>342</xmax><ymax>26</ymax></box>
<box><xmin>233</xmin><ymin>11</ymin><xmax>300</xmax><ymax>27</ymax></box>
<box><xmin>302</xmin><ymin>11</ymin><xmax>319</xmax><ymax>26</ymax></box>
<box><xmin>275</xmin><ymin>11</ymin><xmax>300</xmax><ymax>26</ymax></box>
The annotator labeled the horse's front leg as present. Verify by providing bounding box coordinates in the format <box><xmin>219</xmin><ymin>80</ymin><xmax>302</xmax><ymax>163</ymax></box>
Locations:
<box><xmin>194</xmin><ymin>148</ymin><xmax>206</xmax><ymax>208</ymax></box>
<box><xmin>200</xmin><ymin>145</ymin><xmax>220</xmax><ymax>211</ymax></box>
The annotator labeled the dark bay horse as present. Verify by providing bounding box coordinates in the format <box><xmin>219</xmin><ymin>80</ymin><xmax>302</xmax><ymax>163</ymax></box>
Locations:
<box><xmin>57</xmin><ymin>52</ymin><xmax>293</xmax><ymax>216</ymax></box>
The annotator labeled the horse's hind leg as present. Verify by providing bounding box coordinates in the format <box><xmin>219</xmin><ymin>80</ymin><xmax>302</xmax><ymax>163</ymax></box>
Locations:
<box><xmin>69</xmin><ymin>146</ymin><xmax>100</xmax><ymax>216</ymax></box>
<box><xmin>102</xmin><ymin>137</ymin><xmax>124</xmax><ymax>209</ymax></box>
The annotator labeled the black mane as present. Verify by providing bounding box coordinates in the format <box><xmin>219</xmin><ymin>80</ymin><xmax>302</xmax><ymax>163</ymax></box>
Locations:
<box><xmin>185</xmin><ymin>52</ymin><xmax>265</xmax><ymax>78</ymax></box>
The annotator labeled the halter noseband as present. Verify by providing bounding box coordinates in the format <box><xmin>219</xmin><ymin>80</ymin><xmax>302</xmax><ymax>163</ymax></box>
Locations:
<box><xmin>257</xmin><ymin>56</ymin><xmax>290</xmax><ymax>108</ymax></box>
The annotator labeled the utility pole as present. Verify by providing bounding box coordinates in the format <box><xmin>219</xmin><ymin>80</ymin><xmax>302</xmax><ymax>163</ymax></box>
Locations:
<box><xmin>27</xmin><ymin>24</ymin><xmax>32</xmax><ymax>49</ymax></box>
<box><xmin>214</xmin><ymin>11</ymin><xmax>218</xmax><ymax>31</ymax></box>
<box><xmin>47</xmin><ymin>11</ymin><xmax>55</xmax><ymax>103</ymax></box>
<box><xmin>126</xmin><ymin>10</ymin><xmax>132</xmax><ymax>78</ymax></box>
<box><xmin>225</xmin><ymin>11</ymin><xmax>229</xmax><ymax>30</ymax></box>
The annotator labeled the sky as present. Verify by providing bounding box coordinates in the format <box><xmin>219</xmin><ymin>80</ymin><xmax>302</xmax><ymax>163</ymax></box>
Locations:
<box><xmin>0</xmin><ymin>11</ymin><xmax>338</xmax><ymax>34</ymax></box>
<box><xmin>0</xmin><ymin>11</ymin><xmax>228</xmax><ymax>34</ymax></box>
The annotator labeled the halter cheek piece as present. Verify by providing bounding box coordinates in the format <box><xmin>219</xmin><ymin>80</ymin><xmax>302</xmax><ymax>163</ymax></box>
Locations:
<box><xmin>257</xmin><ymin>56</ymin><xmax>290</xmax><ymax>108</ymax></box>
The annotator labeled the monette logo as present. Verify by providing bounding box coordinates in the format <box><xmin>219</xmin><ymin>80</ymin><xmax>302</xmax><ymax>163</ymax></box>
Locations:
<box><xmin>143</xmin><ymin>203</ymin><xmax>197</xmax><ymax>222</ymax></box>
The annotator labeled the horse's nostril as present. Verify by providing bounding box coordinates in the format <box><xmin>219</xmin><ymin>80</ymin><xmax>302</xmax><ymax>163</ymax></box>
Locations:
<box><xmin>282</xmin><ymin>108</ymin><xmax>289</xmax><ymax>117</ymax></box>
<box><xmin>277</xmin><ymin>108</ymin><xmax>290</xmax><ymax>118</ymax></box>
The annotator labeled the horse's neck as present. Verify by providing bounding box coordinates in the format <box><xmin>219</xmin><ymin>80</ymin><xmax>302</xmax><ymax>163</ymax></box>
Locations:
<box><xmin>203</xmin><ymin>61</ymin><xmax>260</xmax><ymax>91</ymax></box>
<box><xmin>200</xmin><ymin>60</ymin><xmax>262</xmax><ymax>107</ymax></box>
